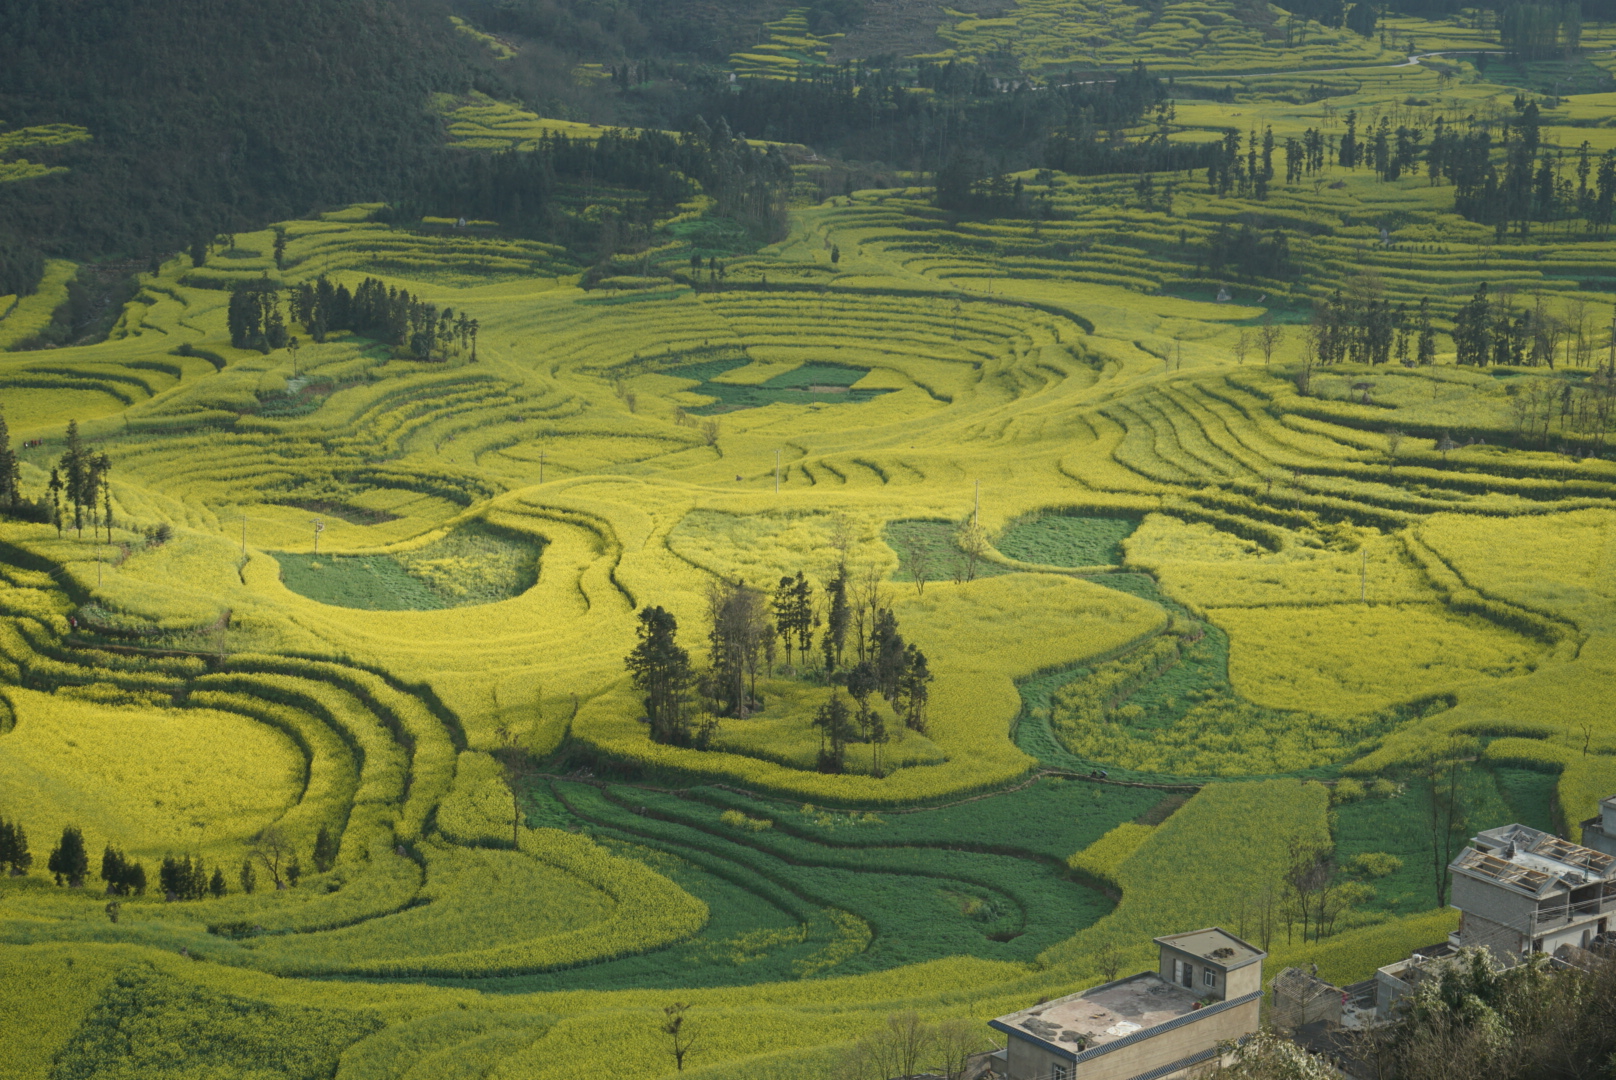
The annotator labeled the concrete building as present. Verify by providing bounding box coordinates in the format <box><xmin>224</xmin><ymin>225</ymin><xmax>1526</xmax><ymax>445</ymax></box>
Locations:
<box><xmin>988</xmin><ymin>928</ymin><xmax>1264</xmax><ymax>1080</ymax></box>
<box><xmin>1448</xmin><ymin>822</ymin><xmax>1616</xmax><ymax>960</ymax></box>
<box><xmin>1372</xmin><ymin>943</ymin><xmax>1456</xmax><ymax>1021</ymax></box>
<box><xmin>1269</xmin><ymin>967</ymin><xmax>1343</xmax><ymax>1033</ymax></box>
<box><xmin>1579</xmin><ymin>794</ymin><xmax>1616</xmax><ymax>858</ymax></box>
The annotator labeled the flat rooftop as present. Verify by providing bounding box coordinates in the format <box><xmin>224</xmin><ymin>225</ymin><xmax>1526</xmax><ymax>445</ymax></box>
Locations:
<box><xmin>993</xmin><ymin>974</ymin><xmax>1203</xmax><ymax>1053</ymax></box>
<box><xmin>1456</xmin><ymin>824</ymin><xmax>1616</xmax><ymax>897</ymax></box>
<box><xmin>1154</xmin><ymin>928</ymin><xmax>1264</xmax><ymax>969</ymax></box>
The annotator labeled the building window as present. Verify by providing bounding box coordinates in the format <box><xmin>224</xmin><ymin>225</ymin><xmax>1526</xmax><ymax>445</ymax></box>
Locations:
<box><xmin>1203</xmin><ymin>969</ymin><xmax>1218</xmax><ymax>988</ymax></box>
<box><xmin>1052</xmin><ymin>1065</ymin><xmax>1068</xmax><ymax>1080</ymax></box>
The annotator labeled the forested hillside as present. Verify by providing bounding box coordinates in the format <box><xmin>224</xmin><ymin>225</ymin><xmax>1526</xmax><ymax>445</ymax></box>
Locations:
<box><xmin>0</xmin><ymin>0</ymin><xmax>491</xmax><ymax>263</ymax></box>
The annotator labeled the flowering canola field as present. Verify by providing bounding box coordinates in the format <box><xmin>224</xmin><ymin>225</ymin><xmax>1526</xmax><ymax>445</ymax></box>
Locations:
<box><xmin>4</xmin><ymin>101</ymin><xmax>1616</xmax><ymax>1075</ymax></box>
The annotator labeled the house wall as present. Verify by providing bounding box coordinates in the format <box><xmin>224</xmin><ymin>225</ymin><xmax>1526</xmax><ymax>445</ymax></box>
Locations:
<box><xmin>1538</xmin><ymin>916</ymin><xmax>1608</xmax><ymax>956</ymax></box>
<box><xmin>1272</xmin><ymin>992</ymin><xmax>1341</xmax><ymax>1033</ymax></box>
<box><xmin>1451</xmin><ymin>875</ymin><xmax>1536</xmax><ymax>933</ymax></box>
<box><xmin>1373</xmin><ymin>969</ymin><xmax>1413</xmax><ymax>1020</ymax></box>
<box><xmin>1459</xmin><ymin>910</ymin><xmax>1528</xmax><ymax>958</ymax></box>
<box><xmin>1158</xmin><ymin>947</ymin><xmax>1233</xmax><ymax>1000</ymax></box>
<box><xmin>1005</xmin><ymin>1000</ymin><xmax>1261</xmax><ymax>1080</ymax></box>
<box><xmin>1223</xmin><ymin>962</ymin><xmax>1263</xmax><ymax>1000</ymax></box>
<box><xmin>1074</xmin><ymin>999</ymin><xmax>1260</xmax><ymax>1080</ymax></box>
<box><xmin>1005</xmin><ymin>1033</ymin><xmax>1074</xmax><ymax>1080</ymax></box>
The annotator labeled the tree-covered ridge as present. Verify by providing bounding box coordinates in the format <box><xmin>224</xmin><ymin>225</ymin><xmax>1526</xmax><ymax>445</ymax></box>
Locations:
<box><xmin>0</xmin><ymin>0</ymin><xmax>490</xmax><ymax>260</ymax></box>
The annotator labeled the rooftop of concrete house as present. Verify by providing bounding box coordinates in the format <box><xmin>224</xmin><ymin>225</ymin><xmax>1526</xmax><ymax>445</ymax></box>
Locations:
<box><xmin>991</xmin><ymin>974</ymin><xmax>1206</xmax><ymax>1053</ymax></box>
<box><xmin>1453</xmin><ymin>824</ymin><xmax>1616</xmax><ymax>898</ymax></box>
<box><xmin>1153</xmin><ymin>927</ymin><xmax>1265</xmax><ymax>969</ymax></box>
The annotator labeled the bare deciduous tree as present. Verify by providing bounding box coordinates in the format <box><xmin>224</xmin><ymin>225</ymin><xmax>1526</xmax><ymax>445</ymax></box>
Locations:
<box><xmin>1385</xmin><ymin>428</ymin><xmax>1405</xmax><ymax>475</ymax></box>
<box><xmin>955</xmin><ymin>521</ymin><xmax>989</xmax><ymax>582</ymax></box>
<box><xmin>249</xmin><ymin>826</ymin><xmax>292</xmax><ymax>890</ymax></box>
<box><xmin>901</xmin><ymin>541</ymin><xmax>931</xmax><ymax>597</ymax></box>
<box><xmin>660</xmin><ymin>1002</ymin><xmax>697</xmax><ymax>1071</ymax></box>
<box><xmin>1258</xmin><ymin>317</ymin><xmax>1285</xmax><ymax>367</ymax></box>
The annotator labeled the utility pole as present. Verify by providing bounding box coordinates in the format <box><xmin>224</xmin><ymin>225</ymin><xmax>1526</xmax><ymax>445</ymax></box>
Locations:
<box><xmin>974</xmin><ymin>479</ymin><xmax>981</xmax><ymax>527</ymax></box>
<box><xmin>775</xmin><ymin>449</ymin><xmax>781</xmax><ymax>494</ymax></box>
<box><xmin>312</xmin><ymin>519</ymin><xmax>324</xmax><ymax>556</ymax></box>
<box><xmin>539</xmin><ymin>449</ymin><xmax>545</xmax><ymax>484</ymax></box>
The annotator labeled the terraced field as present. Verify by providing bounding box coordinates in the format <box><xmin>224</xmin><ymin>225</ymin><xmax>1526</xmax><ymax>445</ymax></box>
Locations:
<box><xmin>7</xmin><ymin>8</ymin><xmax>1616</xmax><ymax>1078</ymax></box>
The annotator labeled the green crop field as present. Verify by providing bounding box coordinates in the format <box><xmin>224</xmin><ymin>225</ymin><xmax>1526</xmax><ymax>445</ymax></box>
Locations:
<box><xmin>5</xmin><ymin>0</ymin><xmax>1616</xmax><ymax>1076</ymax></box>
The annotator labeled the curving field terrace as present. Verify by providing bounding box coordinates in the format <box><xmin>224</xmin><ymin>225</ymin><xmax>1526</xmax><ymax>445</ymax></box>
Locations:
<box><xmin>7</xmin><ymin>47</ymin><xmax>1616</xmax><ymax>1077</ymax></box>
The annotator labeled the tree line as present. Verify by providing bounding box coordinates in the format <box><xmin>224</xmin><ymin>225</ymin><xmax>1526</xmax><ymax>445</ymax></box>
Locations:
<box><xmin>1207</xmin><ymin>100</ymin><xmax>1616</xmax><ymax>253</ymax></box>
<box><xmin>626</xmin><ymin>565</ymin><xmax>933</xmax><ymax>775</ymax></box>
<box><xmin>1449</xmin><ymin>280</ymin><xmax>1611</xmax><ymax>368</ymax></box>
<box><xmin>0</xmin><ymin>818</ymin><xmax>341</xmax><ymax>904</ymax></box>
<box><xmin>399</xmin><ymin>120</ymin><xmax>795</xmax><ymax>249</ymax></box>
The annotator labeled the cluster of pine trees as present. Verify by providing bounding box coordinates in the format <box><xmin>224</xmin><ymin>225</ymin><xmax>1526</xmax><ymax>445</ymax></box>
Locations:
<box><xmin>1206</xmin><ymin>223</ymin><xmax>1293</xmax><ymax>281</ymax></box>
<box><xmin>625</xmin><ymin>566</ymin><xmax>932</xmax><ymax>774</ymax></box>
<box><xmin>1311</xmin><ymin>290</ymin><xmax>1439</xmax><ymax>366</ymax></box>
<box><xmin>42</xmin><ymin>420</ymin><xmax>112</xmax><ymax>539</ymax></box>
<box><xmin>1445</xmin><ymin>102</ymin><xmax>1616</xmax><ymax>239</ymax></box>
<box><xmin>1450</xmin><ymin>281</ymin><xmax>1611</xmax><ymax>369</ymax></box>
<box><xmin>229</xmin><ymin>276</ymin><xmax>480</xmax><ymax>362</ymax></box>
<box><xmin>0</xmin><ymin>816</ymin><xmax>32</xmax><ymax>875</ymax></box>
<box><xmin>101</xmin><ymin>846</ymin><xmax>148</xmax><ymax>896</ymax></box>
<box><xmin>1498</xmin><ymin>1</ymin><xmax>1582</xmax><ymax>60</ymax></box>
<box><xmin>406</xmin><ymin>122</ymin><xmax>794</xmax><ymax>247</ymax></box>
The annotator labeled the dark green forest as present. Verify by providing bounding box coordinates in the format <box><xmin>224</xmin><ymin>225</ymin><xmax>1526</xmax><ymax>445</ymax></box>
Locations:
<box><xmin>0</xmin><ymin>0</ymin><xmax>501</xmax><ymax>264</ymax></box>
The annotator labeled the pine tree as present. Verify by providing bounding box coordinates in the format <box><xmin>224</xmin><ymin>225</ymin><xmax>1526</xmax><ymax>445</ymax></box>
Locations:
<box><xmin>240</xmin><ymin>857</ymin><xmax>257</xmax><ymax>895</ymax></box>
<box><xmin>901</xmin><ymin>646</ymin><xmax>933</xmax><ymax>733</ymax></box>
<box><xmin>286</xmin><ymin>856</ymin><xmax>302</xmax><ymax>888</ymax></box>
<box><xmin>812</xmin><ymin>691</ymin><xmax>853</xmax><ymax>773</ymax></box>
<box><xmin>1416</xmin><ymin>297</ymin><xmax>1438</xmax><ymax>366</ymax></box>
<box><xmin>312</xmin><ymin>825</ymin><xmax>337</xmax><ymax>873</ymax></box>
<box><xmin>47</xmin><ymin>467</ymin><xmax>63</xmax><ymax>536</ymax></box>
<box><xmin>822</xmin><ymin>567</ymin><xmax>849</xmax><ymax>673</ymax></box>
<box><xmin>48</xmin><ymin>826</ymin><xmax>88</xmax><ymax>886</ymax></box>
<box><xmin>101</xmin><ymin>845</ymin><xmax>124</xmax><ymax>893</ymax></box>
<box><xmin>772</xmin><ymin>575</ymin><xmax>799</xmax><ymax>671</ymax></box>
<box><xmin>0</xmin><ymin>818</ymin><xmax>31</xmax><ymax>874</ymax></box>
<box><xmin>0</xmin><ymin>409</ymin><xmax>20</xmax><ymax>511</ymax></box>
<box><xmin>790</xmin><ymin>572</ymin><xmax>815</xmax><ymax>662</ymax></box>
<box><xmin>1454</xmin><ymin>283</ymin><xmax>1493</xmax><ymax>366</ymax></box>
<box><xmin>626</xmin><ymin>606</ymin><xmax>694</xmax><ymax>745</ymax></box>
<box><xmin>210</xmin><ymin>866</ymin><xmax>227</xmax><ymax>898</ymax></box>
<box><xmin>159</xmin><ymin>855</ymin><xmax>180</xmax><ymax>898</ymax></box>
<box><xmin>60</xmin><ymin>420</ymin><xmax>88</xmax><ymax>537</ymax></box>
<box><xmin>872</xmin><ymin>608</ymin><xmax>907</xmax><ymax>704</ymax></box>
